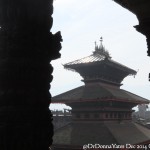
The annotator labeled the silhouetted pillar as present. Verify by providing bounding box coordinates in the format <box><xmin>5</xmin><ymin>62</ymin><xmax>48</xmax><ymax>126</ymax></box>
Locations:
<box><xmin>135</xmin><ymin>20</ymin><xmax>150</xmax><ymax>80</ymax></box>
<box><xmin>113</xmin><ymin>0</ymin><xmax>150</xmax><ymax>81</ymax></box>
<box><xmin>114</xmin><ymin>0</ymin><xmax>150</xmax><ymax>56</ymax></box>
<box><xmin>135</xmin><ymin>20</ymin><xmax>150</xmax><ymax>56</ymax></box>
<box><xmin>0</xmin><ymin>0</ymin><xmax>62</xmax><ymax>149</ymax></box>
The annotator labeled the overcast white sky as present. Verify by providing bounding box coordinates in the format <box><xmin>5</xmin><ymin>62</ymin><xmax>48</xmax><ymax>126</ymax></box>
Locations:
<box><xmin>50</xmin><ymin>0</ymin><xmax>150</xmax><ymax>110</ymax></box>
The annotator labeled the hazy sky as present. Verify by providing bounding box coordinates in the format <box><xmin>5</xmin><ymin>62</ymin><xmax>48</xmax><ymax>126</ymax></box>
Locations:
<box><xmin>50</xmin><ymin>0</ymin><xmax>150</xmax><ymax>110</ymax></box>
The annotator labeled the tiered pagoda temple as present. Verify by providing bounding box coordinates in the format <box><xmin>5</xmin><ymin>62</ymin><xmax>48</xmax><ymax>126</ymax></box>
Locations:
<box><xmin>52</xmin><ymin>38</ymin><xmax>150</xmax><ymax>150</ymax></box>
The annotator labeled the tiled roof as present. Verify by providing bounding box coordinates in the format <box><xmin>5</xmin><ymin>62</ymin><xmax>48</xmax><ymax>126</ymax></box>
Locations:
<box><xmin>53</xmin><ymin>122</ymin><xmax>117</xmax><ymax>145</ymax></box>
<box><xmin>105</xmin><ymin>122</ymin><xmax>150</xmax><ymax>144</ymax></box>
<box><xmin>53</xmin><ymin>121</ymin><xmax>150</xmax><ymax>146</ymax></box>
<box><xmin>52</xmin><ymin>84</ymin><xmax>149</xmax><ymax>104</ymax></box>
<box><xmin>64</xmin><ymin>53</ymin><xmax>105</xmax><ymax>65</ymax></box>
<box><xmin>63</xmin><ymin>52</ymin><xmax>136</xmax><ymax>75</ymax></box>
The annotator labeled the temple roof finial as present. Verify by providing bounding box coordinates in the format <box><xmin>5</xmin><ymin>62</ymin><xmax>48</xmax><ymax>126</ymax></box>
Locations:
<box><xmin>92</xmin><ymin>37</ymin><xmax>111</xmax><ymax>58</ymax></box>
<box><xmin>95</xmin><ymin>41</ymin><xmax>98</xmax><ymax>50</ymax></box>
<box><xmin>95</xmin><ymin>41</ymin><xmax>97</xmax><ymax>47</ymax></box>
<box><xmin>100</xmin><ymin>37</ymin><xmax>103</xmax><ymax>45</ymax></box>
<box><xmin>99</xmin><ymin>37</ymin><xmax>104</xmax><ymax>50</ymax></box>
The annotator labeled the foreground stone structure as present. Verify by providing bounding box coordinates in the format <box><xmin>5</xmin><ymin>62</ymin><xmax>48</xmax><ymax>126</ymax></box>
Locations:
<box><xmin>0</xmin><ymin>0</ymin><xmax>150</xmax><ymax>149</ymax></box>
<box><xmin>114</xmin><ymin>0</ymin><xmax>150</xmax><ymax>81</ymax></box>
<box><xmin>114</xmin><ymin>0</ymin><xmax>150</xmax><ymax>57</ymax></box>
<box><xmin>0</xmin><ymin>0</ymin><xmax>62</xmax><ymax>149</ymax></box>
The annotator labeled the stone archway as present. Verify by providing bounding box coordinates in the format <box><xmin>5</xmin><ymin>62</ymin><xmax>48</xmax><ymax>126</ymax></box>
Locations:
<box><xmin>0</xmin><ymin>0</ymin><xmax>150</xmax><ymax>149</ymax></box>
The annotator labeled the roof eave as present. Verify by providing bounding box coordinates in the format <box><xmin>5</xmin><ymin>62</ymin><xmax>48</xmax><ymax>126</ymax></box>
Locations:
<box><xmin>52</xmin><ymin>98</ymin><xmax>149</xmax><ymax>105</ymax></box>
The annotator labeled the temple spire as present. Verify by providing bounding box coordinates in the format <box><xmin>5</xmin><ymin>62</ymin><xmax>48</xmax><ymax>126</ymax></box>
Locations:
<box><xmin>94</xmin><ymin>41</ymin><xmax>97</xmax><ymax>49</ymax></box>
<box><xmin>93</xmin><ymin>37</ymin><xmax>111</xmax><ymax>58</ymax></box>
<box><xmin>94</xmin><ymin>41</ymin><xmax>99</xmax><ymax>50</ymax></box>
<box><xmin>100</xmin><ymin>37</ymin><xmax>103</xmax><ymax>45</ymax></box>
<box><xmin>99</xmin><ymin>37</ymin><xmax>104</xmax><ymax>50</ymax></box>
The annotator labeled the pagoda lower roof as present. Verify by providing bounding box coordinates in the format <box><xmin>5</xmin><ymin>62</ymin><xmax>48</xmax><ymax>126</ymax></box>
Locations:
<box><xmin>53</xmin><ymin>121</ymin><xmax>150</xmax><ymax>146</ymax></box>
<box><xmin>52</xmin><ymin>84</ymin><xmax>149</xmax><ymax>104</ymax></box>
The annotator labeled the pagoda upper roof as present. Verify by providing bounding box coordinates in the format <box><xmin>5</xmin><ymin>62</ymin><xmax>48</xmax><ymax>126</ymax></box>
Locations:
<box><xmin>63</xmin><ymin>38</ymin><xmax>136</xmax><ymax>80</ymax></box>
<box><xmin>64</xmin><ymin>53</ymin><xmax>136</xmax><ymax>73</ymax></box>
<box><xmin>52</xmin><ymin>83</ymin><xmax>149</xmax><ymax>104</ymax></box>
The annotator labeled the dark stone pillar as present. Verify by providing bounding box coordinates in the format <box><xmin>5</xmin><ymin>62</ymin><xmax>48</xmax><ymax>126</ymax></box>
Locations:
<box><xmin>113</xmin><ymin>0</ymin><xmax>150</xmax><ymax>56</ymax></box>
<box><xmin>0</xmin><ymin>0</ymin><xmax>62</xmax><ymax>149</ymax></box>
<box><xmin>113</xmin><ymin>0</ymin><xmax>150</xmax><ymax>81</ymax></box>
<box><xmin>134</xmin><ymin>20</ymin><xmax>150</xmax><ymax>81</ymax></box>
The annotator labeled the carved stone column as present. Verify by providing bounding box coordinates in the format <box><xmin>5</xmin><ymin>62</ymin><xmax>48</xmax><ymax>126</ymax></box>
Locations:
<box><xmin>0</xmin><ymin>0</ymin><xmax>62</xmax><ymax>149</ymax></box>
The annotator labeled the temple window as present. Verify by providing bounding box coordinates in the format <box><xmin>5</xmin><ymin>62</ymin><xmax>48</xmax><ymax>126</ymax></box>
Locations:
<box><xmin>94</xmin><ymin>113</ymin><xmax>99</xmax><ymax>118</ymax></box>
<box><xmin>84</xmin><ymin>113</ymin><xmax>89</xmax><ymax>118</ymax></box>
<box><xmin>110</xmin><ymin>113</ymin><xmax>113</xmax><ymax>118</ymax></box>
<box><xmin>105</xmin><ymin>113</ymin><xmax>108</xmax><ymax>118</ymax></box>
<box><xmin>76</xmin><ymin>114</ymin><xmax>80</xmax><ymax>118</ymax></box>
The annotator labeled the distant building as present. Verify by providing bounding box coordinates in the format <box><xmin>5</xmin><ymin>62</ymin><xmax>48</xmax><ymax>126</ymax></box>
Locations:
<box><xmin>132</xmin><ymin>104</ymin><xmax>150</xmax><ymax>127</ymax></box>
<box><xmin>138</xmin><ymin>104</ymin><xmax>148</xmax><ymax>118</ymax></box>
<box><xmin>52</xmin><ymin>38</ymin><xmax>150</xmax><ymax>150</ymax></box>
<box><xmin>52</xmin><ymin>110</ymin><xmax>72</xmax><ymax>130</ymax></box>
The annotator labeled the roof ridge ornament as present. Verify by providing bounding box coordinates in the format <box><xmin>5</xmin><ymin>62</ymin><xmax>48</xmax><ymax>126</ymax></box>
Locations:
<box><xmin>100</xmin><ymin>36</ymin><xmax>103</xmax><ymax>48</ymax></box>
<box><xmin>94</xmin><ymin>41</ymin><xmax>99</xmax><ymax>51</ymax></box>
<box><xmin>93</xmin><ymin>37</ymin><xmax>111</xmax><ymax>58</ymax></box>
